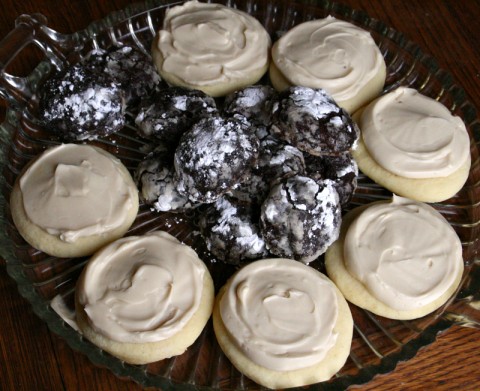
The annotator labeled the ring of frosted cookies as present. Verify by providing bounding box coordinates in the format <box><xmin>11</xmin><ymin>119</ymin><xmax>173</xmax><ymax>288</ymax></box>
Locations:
<box><xmin>8</xmin><ymin>1</ymin><xmax>472</xmax><ymax>389</ymax></box>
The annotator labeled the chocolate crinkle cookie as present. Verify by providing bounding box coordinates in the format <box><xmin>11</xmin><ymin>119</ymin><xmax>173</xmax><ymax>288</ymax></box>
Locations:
<box><xmin>260</xmin><ymin>175</ymin><xmax>342</xmax><ymax>264</ymax></box>
<box><xmin>230</xmin><ymin>135</ymin><xmax>306</xmax><ymax>205</ymax></box>
<box><xmin>135</xmin><ymin>87</ymin><xmax>218</xmax><ymax>147</ymax></box>
<box><xmin>175</xmin><ymin>115</ymin><xmax>259</xmax><ymax>204</ymax></box>
<box><xmin>223</xmin><ymin>85</ymin><xmax>277</xmax><ymax>126</ymax></box>
<box><xmin>134</xmin><ymin>145</ymin><xmax>193</xmax><ymax>213</ymax></box>
<box><xmin>85</xmin><ymin>45</ymin><xmax>163</xmax><ymax>106</ymax></box>
<box><xmin>270</xmin><ymin>86</ymin><xmax>359</xmax><ymax>155</ymax></box>
<box><xmin>199</xmin><ymin>196</ymin><xmax>268</xmax><ymax>265</ymax></box>
<box><xmin>259</xmin><ymin>136</ymin><xmax>306</xmax><ymax>181</ymax></box>
<box><xmin>304</xmin><ymin>152</ymin><xmax>358</xmax><ymax>206</ymax></box>
<box><xmin>38</xmin><ymin>63</ymin><xmax>125</xmax><ymax>141</ymax></box>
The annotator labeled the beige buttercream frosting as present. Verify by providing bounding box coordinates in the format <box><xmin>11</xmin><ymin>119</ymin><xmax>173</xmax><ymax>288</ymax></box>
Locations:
<box><xmin>272</xmin><ymin>16</ymin><xmax>385</xmax><ymax>104</ymax></box>
<box><xmin>155</xmin><ymin>0</ymin><xmax>271</xmax><ymax>86</ymax></box>
<box><xmin>359</xmin><ymin>87</ymin><xmax>471</xmax><ymax>178</ymax></box>
<box><xmin>219</xmin><ymin>258</ymin><xmax>339</xmax><ymax>371</ymax></box>
<box><xmin>77</xmin><ymin>231</ymin><xmax>206</xmax><ymax>343</ymax></box>
<box><xmin>19</xmin><ymin>144</ymin><xmax>137</xmax><ymax>243</ymax></box>
<box><xmin>343</xmin><ymin>195</ymin><xmax>464</xmax><ymax>311</ymax></box>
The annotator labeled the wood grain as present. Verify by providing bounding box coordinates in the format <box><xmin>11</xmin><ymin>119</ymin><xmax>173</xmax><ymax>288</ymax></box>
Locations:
<box><xmin>1</xmin><ymin>0</ymin><xmax>480</xmax><ymax>390</ymax></box>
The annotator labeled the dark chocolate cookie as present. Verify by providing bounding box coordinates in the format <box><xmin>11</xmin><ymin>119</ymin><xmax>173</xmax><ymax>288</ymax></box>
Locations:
<box><xmin>230</xmin><ymin>135</ymin><xmax>305</xmax><ymax>205</ymax></box>
<box><xmin>223</xmin><ymin>85</ymin><xmax>276</xmax><ymax>126</ymax></box>
<box><xmin>134</xmin><ymin>146</ymin><xmax>194</xmax><ymax>212</ymax></box>
<box><xmin>135</xmin><ymin>87</ymin><xmax>217</xmax><ymax>146</ymax></box>
<box><xmin>304</xmin><ymin>152</ymin><xmax>358</xmax><ymax>206</ymax></box>
<box><xmin>85</xmin><ymin>45</ymin><xmax>163</xmax><ymax>105</ymax></box>
<box><xmin>260</xmin><ymin>175</ymin><xmax>341</xmax><ymax>263</ymax></box>
<box><xmin>38</xmin><ymin>63</ymin><xmax>125</xmax><ymax>141</ymax></box>
<box><xmin>270</xmin><ymin>86</ymin><xmax>359</xmax><ymax>155</ymax></box>
<box><xmin>199</xmin><ymin>196</ymin><xmax>268</xmax><ymax>264</ymax></box>
<box><xmin>174</xmin><ymin>115</ymin><xmax>259</xmax><ymax>203</ymax></box>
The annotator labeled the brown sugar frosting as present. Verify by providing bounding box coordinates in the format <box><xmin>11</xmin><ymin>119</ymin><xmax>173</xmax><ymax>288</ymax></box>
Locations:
<box><xmin>10</xmin><ymin>143</ymin><xmax>139</xmax><ymax>257</ymax></box>
<box><xmin>271</xmin><ymin>16</ymin><xmax>386</xmax><ymax>113</ymax></box>
<box><xmin>75</xmin><ymin>230</ymin><xmax>215</xmax><ymax>364</ymax></box>
<box><xmin>213</xmin><ymin>258</ymin><xmax>353</xmax><ymax>388</ymax></box>
<box><xmin>152</xmin><ymin>0</ymin><xmax>271</xmax><ymax>97</ymax></box>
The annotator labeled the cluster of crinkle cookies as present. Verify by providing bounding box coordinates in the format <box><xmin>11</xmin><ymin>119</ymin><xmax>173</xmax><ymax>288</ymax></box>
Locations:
<box><xmin>9</xmin><ymin>1</ymin><xmax>470</xmax><ymax>389</ymax></box>
<box><xmin>135</xmin><ymin>84</ymin><xmax>359</xmax><ymax>266</ymax></box>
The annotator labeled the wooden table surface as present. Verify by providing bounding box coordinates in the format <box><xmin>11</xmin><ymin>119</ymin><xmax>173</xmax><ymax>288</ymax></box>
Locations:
<box><xmin>1</xmin><ymin>0</ymin><xmax>480</xmax><ymax>390</ymax></box>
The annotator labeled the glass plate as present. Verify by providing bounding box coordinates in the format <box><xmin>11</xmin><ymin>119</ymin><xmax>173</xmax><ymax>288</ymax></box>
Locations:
<box><xmin>1</xmin><ymin>1</ymin><xmax>479</xmax><ymax>390</ymax></box>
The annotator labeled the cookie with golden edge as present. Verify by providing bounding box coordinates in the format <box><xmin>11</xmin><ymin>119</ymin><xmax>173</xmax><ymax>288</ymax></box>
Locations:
<box><xmin>152</xmin><ymin>1</ymin><xmax>271</xmax><ymax>97</ymax></box>
<box><xmin>75</xmin><ymin>231</ymin><xmax>215</xmax><ymax>365</ymax></box>
<box><xmin>213</xmin><ymin>258</ymin><xmax>353</xmax><ymax>389</ymax></box>
<box><xmin>351</xmin><ymin>93</ymin><xmax>471</xmax><ymax>203</ymax></box>
<box><xmin>325</xmin><ymin>200</ymin><xmax>464</xmax><ymax>320</ymax></box>
<box><xmin>270</xmin><ymin>17</ymin><xmax>386</xmax><ymax>114</ymax></box>
<box><xmin>10</xmin><ymin>144</ymin><xmax>139</xmax><ymax>258</ymax></box>
<box><xmin>351</xmin><ymin>134</ymin><xmax>470</xmax><ymax>202</ymax></box>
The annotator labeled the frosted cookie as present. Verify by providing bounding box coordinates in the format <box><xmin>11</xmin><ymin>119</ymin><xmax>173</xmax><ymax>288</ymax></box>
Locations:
<box><xmin>85</xmin><ymin>45</ymin><xmax>163</xmax><ymax>106</ymax></box>
<box><xmin>260</xmin><ymin>175</ymin><xmax>341</xmax><ymax>264</ymax></box>
<box><xmin>270</xmin><ymin>16</ymin><xmax>386</xmax><ymax>113</ymax></box>
<box><xmin>10</xmin><ymin>144</ymin><xmax>139</xmax><ymax>258</ymax></box>
<box><xmin>134</xmin><ymin>146</ymin><xmax>194</xmax><ymax>213</ymax></box>
<box><xmin>174</xmin><ymin>115</ymin><xmax>259</xmax><ymax>203</ymax></box>
<box><xmin>38</xmin><ymin>63</ymin><xmax>125</xmax><ymax>141</ymax></box>
<box><xmin>151</xmin><ymin>1</ymin><xmax>271</xmax><ymax>97</ymax></box>
<box><xmin>76</xmin><ymin>230</ymin><xmax>214</xmax><ymax>364</ymax></box>
<box><xmin>325</xmin><ymin>196</ymin><xmax>464</xmax><ymax>320</ymax></box>
<box><xmin>134</xmin><ymin>86</ymin><xmax>217</xmax><ymax>146</ymax></box>
<box><xmin>270</xmin><ymin>86</ymin><xmax>359</xmax><ymax>156</ymax></box>
<box><xmin>352</xmin><ymin>87</ymin><xmax>471</xmax><ymax>202</ymax></box>
<box><xmin>213</xmin><ymin>258</ymin><xmax>353</xmax><ymax>389</ymax></box>
<box><xmin>305</xmin><ymin>152</ymin><xmax>358</xmax><ymax>206</ymax></box>
<box><xmin>199</xmin><ymin>196</ymin><xmax>268</xmax><ymax>265</ymax></box>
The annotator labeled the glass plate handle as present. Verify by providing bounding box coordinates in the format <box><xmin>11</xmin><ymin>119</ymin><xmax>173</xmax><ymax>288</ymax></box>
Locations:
<box><xmin>0</xmin><ymin>14</ymin><xmax>79</xmax><ymax>110</ymax></box>
<box><xmin>443</xmin><ymin>260</ymin><xmax>480</xmax><ymax>328</ymax></box>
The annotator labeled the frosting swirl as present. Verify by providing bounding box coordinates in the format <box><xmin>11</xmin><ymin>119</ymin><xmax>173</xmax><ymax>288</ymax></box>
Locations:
<box><xmin>360</xmin><ymin>87</ymin><xmax>471</xmax><ymax>178</ymax></box>
<box><xmin>220</xmin><ymin>258</ymin><xmax>338</xmax><ymax>371</ymax></box>
<box><xmin>19</xmin><ymin>144</ymin><xmax>136</xmax><ymax>242</ymax></box>
<box><xmin>344</xmin><ymin>196</ymin><xmax>463</xmax><ymax>311</ymax></box>
<box><xmin>272</xmin><ymin>16</ymin><xmax>385</xmax><ymax>105</ymax></box>
<box><xmin>156</xmin><ymin>1</ymin><xmax>271</xmax><ymax>86</ymax></box>
<box><xmin>77</xmin><ymin>231</ymin><xmax>206</xmax><ymax>343</ymax></box>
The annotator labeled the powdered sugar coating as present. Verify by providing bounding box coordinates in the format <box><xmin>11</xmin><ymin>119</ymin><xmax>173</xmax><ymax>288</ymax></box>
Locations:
<box><xmin>271</xmin><ymin>86</ymin><xmax>359</xmax><ymax>155</ymax></box>
<box><xmin>86</xmin><ymin>45</ymin><xmax>163</xmax><ymax>105</ymax></box>
<box><xmin>174</xmin><ymin>115</ymin><xmax>259</xmax><ymax>203</ymax></box>
<box><xmin>231</xmin><ymin>135</ymin><xmax>305</xmax><ymax>205</ymax></box>
<box><xmin>223</xmin><ymin>85</ymin><xmax>276</xmax><ymax>126</ymax></box>
<box><xmin>134</xmin><ymin>146</ymin><xmax>193</xmax><ymax>213</ymax></box>
<box><xmin>305</xmin><ymin>152</ymin><xmax>358</xmax><ymax>206</ymax></box>
<box><xmin>39</xmin><ymin>64</ymin><xmax>125</xmax><ymax>140</ymax></box>
<box><xmin>260</xmin><ymin>175</ymin><xmax>341</xmax><ymax>263</ymax></box>
<box><xmin>229</xmin><ymin>170</ymin><xmax>269</xmax><ymax>206</ymax></box>
<box><xmin>199</xmin><ymin>196</ymin><xmax>268</xmax><ymax>264</ymax></box>
<box><xmin>135</xmin><ymin>87</ymin><xmax>217</xmax><ymax>146</ymax></box>
<box><xmin>260</xmin><ymin>136</ymin><xmax>306</xmax><ymax>178</ymax></box>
